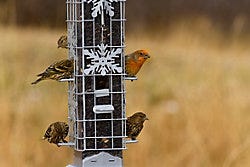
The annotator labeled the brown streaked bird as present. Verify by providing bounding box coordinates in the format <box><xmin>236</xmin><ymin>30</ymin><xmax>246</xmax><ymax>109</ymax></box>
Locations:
<box><xmin>43</xmin><ymin>122</ymin><xmax>69</xmax><ymax>146</ymax></box>
<box><xmin>125</xmin><ymin>50</ymin><xmax>150</xmax><ymax>78</ymax></box>
<box><xmin>31</xmin><ymin>59</ymin><xmax>74</xmax><ymax>84</ymax></box>
<box><xmin>126</xmin><ymin>112</ymin><xmax>148</xmax><ymax>140</ymax></box>
<box><xmin>57</xmin><ymin>35</ymin><xmax>68</xmax><ymax>49</ymax></box>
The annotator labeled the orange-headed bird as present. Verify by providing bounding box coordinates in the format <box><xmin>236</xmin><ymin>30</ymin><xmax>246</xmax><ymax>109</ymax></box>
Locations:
<box><xmin>125</xmin><ymin>50</ymin><xmax>150</xmax><ymax>78</ymax></box>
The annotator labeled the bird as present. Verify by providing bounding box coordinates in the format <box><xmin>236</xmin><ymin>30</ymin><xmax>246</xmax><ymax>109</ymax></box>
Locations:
<box><xmin>126</xmin><ymin>112</ymin><xmax>148</xmax><ymax>140</ymax></box>
<box><xmin>31</xmin><ymin>59</ymin><xmax>74</xmax><ymax>84</ymax></box>
<box><xmin>43</xmin><ymin>122</ymin><xmax>69</xmax><ymax>146</ymax></box>
<box><xmin>125</xmin><ymin>50</ymin><xmax>150</xmax><ymax>79</ymax></box>
<box><xmin>57</xmin><ymin>35</ymin><xmax>68</xmax><ymax>49</ymax></box>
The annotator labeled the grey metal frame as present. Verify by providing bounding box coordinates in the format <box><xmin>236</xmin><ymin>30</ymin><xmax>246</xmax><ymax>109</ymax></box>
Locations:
<box><xmin>65</xmin><ymin>0</ymin><xmax>127</xmax><ymax>152</ymax></box>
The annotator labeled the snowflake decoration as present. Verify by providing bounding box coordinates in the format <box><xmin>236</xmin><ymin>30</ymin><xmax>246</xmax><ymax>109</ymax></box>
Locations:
<box><xmin>87</xmin><ymin>0</ymin><xmax>118</xmax><ymax>17</ymax></box>
<box><xmin>83</xmin><ymin>43</ymin><xmax>122</xmax><ymax>76</ymax></box>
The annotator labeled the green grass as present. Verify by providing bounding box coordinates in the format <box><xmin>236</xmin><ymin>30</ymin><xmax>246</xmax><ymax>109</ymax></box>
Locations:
<box><xmin>1</xmin><ymin>21</ymin><xmax>250</xmax><ymax>166</ymax></box>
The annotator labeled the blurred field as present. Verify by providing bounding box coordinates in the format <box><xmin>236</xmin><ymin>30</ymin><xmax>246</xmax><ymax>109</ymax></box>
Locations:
<box><xmin>1</xmin><ymin>20</ymin><xmax>250</xmax><ymax>166</ymax></box>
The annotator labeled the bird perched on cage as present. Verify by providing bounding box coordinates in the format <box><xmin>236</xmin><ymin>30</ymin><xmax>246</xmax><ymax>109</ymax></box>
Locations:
<box><xmin>126</xmin><ymin>112</ymin><xmax>148</xmax><ymax>140</ymax></box>
<box><xmin>43</xmin><ymin>122</ymin><xmax>69</xmax><ymax>146</ymax></box>
<box><xmin>57</xmin><ymin>35</ymin><xmax>68</xmax><ymax>49</ymax></box>
<box><xmin>31</xmin><ymin>59</ymin><xmax>74</xmax><ymax>84</ymax></box>
<box><xmin>125</xmin><ymin>50</ymin><xmax>150</xmax><ymax>80</ymax></box>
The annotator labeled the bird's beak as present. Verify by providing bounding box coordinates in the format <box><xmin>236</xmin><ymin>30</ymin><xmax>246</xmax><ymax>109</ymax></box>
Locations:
<box><xmin>145</xmin><ymin>117</ymin><xmax>149</xmax><ymax>121</ymax></box>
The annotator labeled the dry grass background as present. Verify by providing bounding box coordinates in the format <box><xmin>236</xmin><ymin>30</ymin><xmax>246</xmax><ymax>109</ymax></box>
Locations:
<box><xmin>1</xmin><ymin>18</ymin><xmax>250</xmax><ymax>166</ymax></box>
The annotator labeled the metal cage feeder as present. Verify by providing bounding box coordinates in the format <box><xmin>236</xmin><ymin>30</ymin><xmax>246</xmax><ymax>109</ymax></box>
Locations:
<box><xmin>61</xmin><ymin>0</ymin><xmax>133</xmax><ymax>166</ymax></box>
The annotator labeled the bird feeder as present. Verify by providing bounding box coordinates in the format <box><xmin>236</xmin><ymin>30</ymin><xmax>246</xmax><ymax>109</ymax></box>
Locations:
<box><xmin>62</xmin><ymin>0</ymin><xmax>131</xmax><ymax>166</ymax></box>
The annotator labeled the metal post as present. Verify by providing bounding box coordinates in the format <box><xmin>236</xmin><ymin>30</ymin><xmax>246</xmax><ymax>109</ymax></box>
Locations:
<box><xmin>65</xmin><ymin>0</ymin><xmax>126</xmax><ymax>166</ymax></box>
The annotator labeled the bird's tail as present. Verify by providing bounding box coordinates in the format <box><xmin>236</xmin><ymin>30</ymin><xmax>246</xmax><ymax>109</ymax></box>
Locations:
<box><xmin>37</xmin><ymin>72</ymin><xmax>45</xmax><ymax>77</ymax></box>
<box><xmin>31</xmin><ymin>77</ymin><xmax>43</xmax><ymax>85</ymax></box>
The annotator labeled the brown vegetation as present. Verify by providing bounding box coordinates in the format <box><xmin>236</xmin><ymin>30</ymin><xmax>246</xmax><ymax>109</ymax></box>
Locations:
<box><xmin>1</xmin><ymin>0</ymin><xmax>250</xmax><ymax>31</ymax></box>
<box><xmin>1</xmin><ymin>19</ymin><xmax>250</xmax><ymax>166</ymax></box>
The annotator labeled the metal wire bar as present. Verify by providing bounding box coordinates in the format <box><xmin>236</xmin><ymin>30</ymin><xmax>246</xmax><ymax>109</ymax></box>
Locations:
<box><xmin>75</xmin><ymin>118</ymin><xmax>126</xmax><ymax>122</ymax></box>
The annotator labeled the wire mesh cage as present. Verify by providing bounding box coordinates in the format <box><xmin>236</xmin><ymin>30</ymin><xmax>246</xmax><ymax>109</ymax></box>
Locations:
<box><xmin>66</xmin><ymin>0</ymin><xmax>127</xmax><ymax>159</ymax></box>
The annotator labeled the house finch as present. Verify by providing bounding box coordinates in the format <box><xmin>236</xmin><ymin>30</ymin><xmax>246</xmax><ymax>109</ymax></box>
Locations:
<box><xmin>57</xmin><ymin>35</ymin><xmax>68</xmax><ymax>49</ymax></box>
<box><xmin>125</xmin><ymin>50</ymin><xmax>150</xmax><ymax>78</ymax></box>
<box><xmin>126</xmin><ymin>112</ymin><xmax>148</xmax><ymax>140</ymax></box>
<box><xmin>43</xmin><ymin>122</ymin><xmax>69</xmax><ymax>146</ymax></box>
<box><xmin>31</xmin><ymin>59</ymin><xmax>74</xmax><ymax>84</ymax></box>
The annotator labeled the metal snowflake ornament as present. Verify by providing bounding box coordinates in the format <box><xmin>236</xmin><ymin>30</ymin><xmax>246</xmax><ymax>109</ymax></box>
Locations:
<box><xmin>83</xmin><ymin>43</ymin><xmax>122</xmax><ymax>76</ymax></box>
<box><xmin>87</xmin><ymin>0</ymin><xmax>118</xmax><ymax>17</ymax></box>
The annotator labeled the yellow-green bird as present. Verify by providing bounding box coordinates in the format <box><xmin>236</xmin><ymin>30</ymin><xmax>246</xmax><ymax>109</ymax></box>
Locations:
<box><xmin>31</xmin><ymin>59</ymin><xmax>74</xmax><ymax>84</ymax></box>
<box><xmin>43</xmin><ymin>122</ymin><xmax>69</xmax><ymax>146</ymax></box>
<box><xmin>126</xmin><ymin>112</ymin><xmax>148</xmax><ymax>140</ymax></box>
<box><xmin>57</xmin><ymin>35</ymin><xmax>68</xmax><ymax>49</ymax></box>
